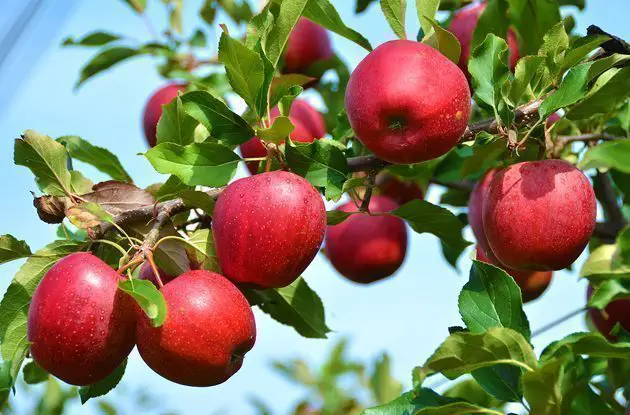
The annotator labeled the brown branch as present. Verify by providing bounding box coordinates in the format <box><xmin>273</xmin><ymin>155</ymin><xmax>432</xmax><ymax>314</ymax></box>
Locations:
<box><xmin>593</xmin><ymin>172</ymin><xmax>626</xmax><ymax>240</ymax></box>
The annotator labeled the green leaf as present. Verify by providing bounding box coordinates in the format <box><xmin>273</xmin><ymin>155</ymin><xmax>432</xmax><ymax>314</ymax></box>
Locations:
<box><xmin>522</xmin><ymin>358</ymin><xmax>564</xmax><ymax>415</ymax></box>
<box><xmin>390</xmin><ymin>199</ymin><xmax>470</xmax><ymax>251</ymax></box>
<box><xmin>0</xmin><ymin>235</ymin><xmax>31</xmax><ymax>265</ymax></box>
<box><xmin>588</xmin><ymin>279</ymin><xmax>630</xmax><ymax>309</ymax></box>
<box><xmin>0</xmin><ymin>361</ymin><xmax>12</xmax><ymax>406</ymax></box>
<box><xmin>22</xmin><ymin>360</ymin><xmax>49</xmax><ymax>384</ymax></box>
<box><xmin>247</xmin><ymin>277</ymin><xmax>331</xmax><ymax>339</ymax></box>
<box><xmin>541</xmin><ymin>332</ymin><xmax>630</xmax><ymax>362</ymax></box>
<box><xmin>538</xmin><ymin>21</ymin><xmax>570</xmax><ymax>82</ymax></box>
<box><xmin>145</xmin><ymin>142</ymin><xmax>241</xmax><ymax>187</ymax></box>
<box><xmin>416</xmin><ymin>0</ymin><xmax>440</xmax><ymax>40</ymax></box>
<box><xmin>507</xmin><ymin>0</ymin><xmax>561</xmax><ymax>56</ymax></box>
<box><xmin>570</xmin><ymin>384</ymin><xmax>617</xmax><ymax>415</ymax></box>
<box><xmin>189</xmin><ymin>29</ymin><xmax>207</xmax><ymax>48</ymax></box>
<box><xmin>79</xmin><ymin>359</ymin><xmax>126</xmax><ymax>404</ymax></box>
<box><xmin>14</xmin><ymin>130</ymin><xmax>72</xmax><ymax>197</ymax></box>
<box><xmin>579</xmin><ymin>141</ymin><xmax>630</xmax><ymax>174</ymax></box>
<box><xmin>269</xmin><ymin>74</ymin><xmax>315</xmax><ymax>109</ymax></box>
<box><xmin>421</xmin><ymin>17</ymin><xmax>461</xmax><ymax>64</ymax></box>
<box><xmin>326</xmin><ymin>210</ymin><xmax>353</xmax><ymax>226</ymax></box>
<box><xmin>370</xmin><ymin>353</ymin><xmax>403</xmax><ymax>404</ymax></box>
<box><xmin>419</xmin><ymin>327</ymin><xmax>537</xmax><ymax>381</ymax></box>
<box><xmin>58</xmin><ymin>135</ymin><xmax>132</xmax><ymax>183</ymax></box>
<box><xmin>567</xmin><ymin>67</ymin><xmax>630</xmax><ymax>120</ymax></box>
<box><xmin>120</xmin><ymin>0</ymin><xmax>146</xmax><ymax>13</ymax></box>
<box><xmin>66</xmin><ymin>202</ymin><xmax>114</xmax><ymax>229</ymax></box>
<box><xmin>70</xmin><ymin>171</ymin><xmax>94</xmax><ymax>195</ymax></box>
<box><xmin>218</xmin><ymin>0</ymin><xmax>253</xmax><ymax>23</ymax></box>
<box><xmin>380</xmin><ymin>0</ymin><xmax>407</xmax><ymax>39</ymax></box>
<box><xmin>471</xmin><ymin>0</ymin><xmax>509</xmax><ymax>53</ymax></box>
<box><xmin>560</xmin><ymin>35</ymin><xmax>609</xmax><ymax>75</ymax></box>
<box><xmin>156</xmin><ymin>96</ymin><xmax>198</xmax><ymax>147</ymax></box>
<box><xmin>469</xmin><ymin>34</ymin><xmax>510</xmax><ymax>115</ymax></box>
<box><xmin>285</xmin><ymin>138</ymin><xmax>349</xmax><ymax>200</ymax></box>
<box><xmin>200</xmin><ymin>0</ymin><xmax>217</xmax><ymax>25</ymax></box>
<box><xmin>255</xmin><ymin>116</ymin><xmax>295</xmax><ymax>144</ymax></box>
<box><xmin>118</xmin><ymin>279</ymin><xmax>167</xmax><ymax>327</ymax></box>
<box><xmin>62</xmin><ymin>31</ymin><xmax>121</xmax><ymax>47</ymax></box>
<box><xmin>75</xmin><ymin>47</ymin><xmax>140</xmax><ymax>89</ymax></box>
<box><xmin>0</xmin><ymin>240</ymin><xmax>86</xmax><ymax>383</ymax></box>
<box><xmin>304</xmin><ymin>0</ymin><xmax>372</xmax><ymax>51</ymax></box>
<box><xmin>180</xmin><ymin>90</ymin><xmax>254</xmax><ymax>145</ymax></box>
<box><xmin>153</xmin><ymin>175</ymin><xmax>194</xmax><ymax>201</ymax></box>
<box><xmin>179</xmin><ymin>190</ymin><xmax>216</xmax><ymax>215</ymax></box>
<box><xmin>218</xmin><ymin>33</ymin><xmax>265</xmax><ymax>117</ymax></box>
<box><xmin>460</xmin><ymin>260</ymin><xmax>531</xmax><ymax>338</ymax></box>
<box><xmin>443</xmin><ymin>379</ymin><xmax>502</xmax><ymax>408</ymax></box>
<box><xmin>507</xmin><ymin>55</ymin><xmax>546</xmax><ymax>106</ymax></box>
<box><xmin>185</xmin><ymin>229</ymin><xmax>220</xmax><ymax>272</ymax></box>
<box><xmin>265</xmin><ymin>0</ymin><xmax>310</xmax><ymax>68</ymax></box>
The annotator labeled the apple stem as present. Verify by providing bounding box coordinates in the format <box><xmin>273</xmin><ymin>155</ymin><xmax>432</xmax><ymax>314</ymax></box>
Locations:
<box><xmin>146</xmin><ymin>251</ymin><xmax>164</xmax><ymax>288</ymax></box>
<box><xmin>359</xmin><ymin>170</ymin><xmax>377</xmax><ymax>212</ymax></box>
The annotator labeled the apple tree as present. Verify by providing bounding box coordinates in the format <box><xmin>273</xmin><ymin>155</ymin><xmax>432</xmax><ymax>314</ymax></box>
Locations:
<box><xmin>1</xmin><ymin>0</ymin><xmax>630</xmax><ymax>413</ymax></box>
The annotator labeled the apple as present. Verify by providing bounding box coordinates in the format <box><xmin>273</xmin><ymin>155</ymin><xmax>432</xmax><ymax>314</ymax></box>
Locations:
<box><xmin>483</xmin><ymin>160</ymin><xmax>596</xmax><ymax>270</ymax></box>
<box><xmin>284</xmin><ymin>18</ymin><xmax>333</xmax><ymax>74</ymax></box>
<box><xmin>240</xmin><ymin>100</ymin><xmax>325</xmax><ymax>175</ymax></box>
<box><xmin>136</xmin><ymin>270</ymin><xmax>256</xmax><ymax>386</ymax></box>
<box><xmin>546</xmin><ymin>112</ymin><xmax>561</xmax><ymax>128</ymax></box>
<box><xmin>467</xmin><ymin>169</ymin><xmax>498</xmax><ymax>255</ymax></box>
<box><xmin>345</xmin><ymin>40</ymin><xmax>471</xmax><ymax>164</ymax></box>
<box><xmin>138</xmin><ymin>261</ymin><xmax>175</xmax><ymax>286</ymax></box>
<box><xmin>476</xmin><ymin>246</ymin><xmax>552</xmax><ymax>303</ymax></box>
<box><xmin>377</xmin><ymin>173</ymin><xmax>424</xmax><ymax>205</ymax></box>
<box><xmin>325</xmin><ymin>196</ymin><xmax>408</xmax><ymax>284</ymax></box>
<box><xmin>143</xmin><ymin>84</ymin><xmax>185</xmax><ymax>147</ymax></box>
<box><xmin>587</xmin><ymin>285</ymin><xmax>630</xmax><ymax>340</ymax></box>
<box><xmin>448</xmin><ymin>2</ymin><xmax>520</xmax><ymax>80</ymax></box>
<box><xmin>27</xmin><ymin>252</ymin><xmax>136</xmax><ymax>386</ymax></box>
<box><xmin>213</xmin><ymin>171</ymin><xmax>326</xmax><ymax>288</ymax></box>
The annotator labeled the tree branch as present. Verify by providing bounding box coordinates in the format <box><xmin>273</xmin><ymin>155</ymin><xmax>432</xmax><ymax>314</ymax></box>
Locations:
<box><xmin>593</xmin><ymin>172</ymin><xmax>626</xmax><ymax>242</ymax></box>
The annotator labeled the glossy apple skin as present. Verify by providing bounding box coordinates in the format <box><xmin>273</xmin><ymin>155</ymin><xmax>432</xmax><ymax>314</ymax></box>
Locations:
<box><xmin>213</xmin><ymin>171</ymin><xmax>326</xmax><ymax>288</ymax></box>
<box><xmin>483</xmin><ymin>160</ymin><xmax>596</xmax><ymax>270</ymax></box>
<box><xmin>284</xmin><ymin>18</ymin><xmax>333</xmax><ymax>74</ymax></box>
<box><xmin>345</xmin><ymin>40</ymin><xmax>471</xmax><ymax>164</ymax></box>
<box><xmin>587</xmin><ymin>285</ymin><xmax>630</xmax><ymax>341</ymax></box>
<box><xmin>138</xmin><ymin>261</ymin><xmax>175</xmax><ymax>286</ymax></box>
<box><xmin>240</xmin><ymin>100</ymin><xmax>325</xmax><ymax>175</ymax></box>
<box><xmin>467</xmin><ymin>169</ymin><xmax>499</xmax><ymax>255</ymax></box>
<box><xmin>477</xmin><ymin>246</ymin><xmax>552</xmax><ymax>303</ymax></box>
<box><xmin>27</xmin><ymin>252</ymin><xmax>137</xmax><ymax>386</ymax></box>
<box><xmin>325</xmin><ymin>196</ymin><xmax>408</xmax><ymax>284</ymax></box>
<box><xmin>377</xmin><ymin>174</ymin><xmax>424</xmax><ymax>205</ymax></box>
<box><xmin>136</xmin><ymin>270</ymin><xmax>256</xmax><ymax>386</ymax></box>
<box><xmin>142</xmin><ymin>84</ymin><xmax>185</xmax><ymax>147</ymax></box>
<box><xmin>448</xmin><ymin>2</ymin><xmax>520</xmax><ymax>80</ymax></box>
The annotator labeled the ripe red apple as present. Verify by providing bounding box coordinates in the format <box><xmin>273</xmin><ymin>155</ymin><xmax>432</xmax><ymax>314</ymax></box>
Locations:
<box><xmin>448</xmin><ymin>2</ymin><xmax>520</xmax><ymax>80</ymax></box>
<box><xmin>467</xmin><ymin>169</ymin><xmax>498</xmax><ymax>255</ymax></box>
<box><xmin>377</xmin><ymin>173</ymin><xmax>424</xmax><ymax>205</ymax></box>
<box><xmin>138</xmin><ymin>261</ymin><xmax>175</xmax><ymax>286</ymax></box>
<box><xmin>483</xmin><ymin>160</ymin><xmax>596</xmax><ymax>270</ymax></box>
<box><xmin>240</xmin><ymin>100</ymin><xmax>325</xmax><ymax>175</ymax></box>
<box><xmin>142</xmin><ymin>84</ymin><xmax>185</xmax><ymax>147</ymax></box>
<box><xmin>27</xmin><ymin>252</ymin><xmax>136</xmax><ymax>386</ymax></box>
<box><xmin>325</xmin><ymin>196</ymin><xmax>408</xmax><ymax>284</ymax></box>
<box><xmin>587</xmin><ymin>285</ymin><xmax>630</xmax><ymax>340</ymax></box>
<box><xmin>476</xmin><ymin>246</ymin><xmax>552</xmax><ymax>303</ymax></box>
<box><xmin>345</xmin><ymin>40</ymin><xmax>471</xmax><ymax>164</ymax></box>
<box><xmin>136</xmin><ymin>270</ymin><xmax>256</xmax><ymax>386</ymax></box>
<box><xmin>213</xmin><ymin>171</ymin><xmax>326</xmax><ymax>288</ymax></box>
<box><xmin>284</xmin><ymin>18</ymin><xmax>334</xmax><ymax>74</ymax></box>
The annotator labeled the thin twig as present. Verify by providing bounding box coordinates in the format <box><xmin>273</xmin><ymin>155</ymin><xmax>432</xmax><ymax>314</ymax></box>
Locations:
<box><xmin>360</xmin><ymin>170</ymin><xmax>377</xmax><ymax>212</ymax></box>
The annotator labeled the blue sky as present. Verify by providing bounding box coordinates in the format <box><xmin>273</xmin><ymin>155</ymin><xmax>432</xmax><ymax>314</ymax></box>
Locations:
<box><xmin>0</xmin><ymin>0</ymin><xmax>627</xmax><ymax>414</ymax></box>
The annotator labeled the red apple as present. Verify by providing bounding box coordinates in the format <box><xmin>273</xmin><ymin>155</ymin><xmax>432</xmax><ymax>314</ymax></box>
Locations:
<box><xmin>377</xmin><ymin>173</ymin><xmax>424</xmax><ymax>205</ymax></box>
<box><xmin>483</xmin><ymin>160</ymin><xmax>596</xmax><ymax>270</ymax></box>
<box><xmin>345</xmin><ymin>40</ymin><xmax>471</xmax><ymax>164</ymax></box>
<box><xmin>477</xmin><ymin>246</ymin><xmax>552</xmax><ymax>303</ymax></box>
<box><xmin>325</xmin><ymin>196</ymin><xmax>408</xmax><ymax>284</ymax></box>
<box><xmin>240</xmin><ymin>100</ymin><xmax>325</xmax><ymax>175</ymax></box>
<box><xmin>142</xmin><ymin>84</ymin><xmax>186</xmax><ymax>147</ymax></box>
<box><xmin>136</xmin><ymin>270</ymin><xmax>256</xmax><ymax>386</ymax></box>
<box><xmin>284</xmin><ymin>18</ymin><xmax>334</xmax><ymax>74</ymax></box>
<box><xmin>213</xmin><ymin>171</ymin><xmax>326</xmax><ymax>288</ymax></box>
<box><xmin>138</xmin><ymin>261</ymin><xmax>175</xmax><ymax>286</ymax></box>
<box><xmin>448</xmin><ymin>2</ymin><xmax>520</xmax><ymax>80</ymax></box>
<box><xmin>27</xmin><ymin>252</ymin><xmax>136</xmax><ymax>386</ymax></box>
<box><xmin>587</xmin><ymin>285</ymin><xmax>630</xmax><ymax>340</ymax></box>
<box><xmin>467</xmin><ymin>169</ymin><xmax>498</xmax><ymax>255</ymax></box>
<box><xmin>546</xmin><ymin>112</ymin><xmax>561</xmax><ymax>128</ymax></box>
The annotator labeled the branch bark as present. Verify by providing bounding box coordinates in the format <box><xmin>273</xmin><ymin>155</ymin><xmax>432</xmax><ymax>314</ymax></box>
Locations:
<box><xmin>593</xmin><ymin>172</ymin><xmax>626</xmax><ymax>243</ymax></box>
